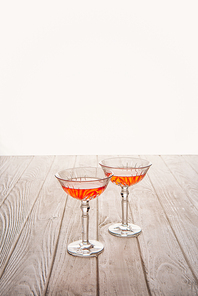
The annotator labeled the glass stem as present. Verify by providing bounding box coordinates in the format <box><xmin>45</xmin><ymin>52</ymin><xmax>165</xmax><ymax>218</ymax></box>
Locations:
<box><xmin>81</xmin><ymin>200</ymin><xmax>90</xmax><ymax>245</ymax></box>
<box><xmin>121</xmin><ymin>186</ymin><xmax>129</xmax><ymax>226</ymax></box>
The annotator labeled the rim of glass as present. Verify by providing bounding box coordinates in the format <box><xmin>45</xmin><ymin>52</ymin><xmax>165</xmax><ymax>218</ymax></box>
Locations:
<box><xmin>99</xmin><ymin>157</ymin><xmax>152</xmax><ymax>170</ymax></box>
<box><xmin>55</xmin><ymin>166</ymin><xmax>114</xmax><ymax>182</ymax></box>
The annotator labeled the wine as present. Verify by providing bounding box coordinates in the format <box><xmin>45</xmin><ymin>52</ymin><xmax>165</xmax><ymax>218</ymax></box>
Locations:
<box><xmin>100</xmin><ymin>157</ymin><xmax>151</xmax><ymax>237</ymax></box>
<box><xmin>62</xmin><ymin>178</ymin><xmax>107</xmax><ymax>200</ymax></box>
<box><xmin>110</xmin><ymin>174</ymin><xmax>146</xmax><ymax>187</ymax></box>
<box><xmin>55</xmin><ymin>167</ymin><xmax>112</xmax><ymax>257</ymax></box>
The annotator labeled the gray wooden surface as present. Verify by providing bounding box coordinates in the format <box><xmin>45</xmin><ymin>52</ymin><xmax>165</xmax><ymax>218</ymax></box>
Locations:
<box><xmin>0</xmin><ymin>155</ymin><xmax>198</xmax><ymax>296</ymax></box>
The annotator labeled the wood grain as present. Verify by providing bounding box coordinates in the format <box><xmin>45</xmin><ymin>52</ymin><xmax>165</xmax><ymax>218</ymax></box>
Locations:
<box><xmin>162</xmin><ymin>155</ymin><xmax>198</xmax><ymax>210</ymax></box>
<box><xmin>0</xmin><ymin>156</ymin><xmax>54</xmax><ymax>279</ymax></box>
<box><xmin>1</xmin><ymin>155</ymin><xmax>198</xmax><ymax>296</ymax></box>
<box><xmin>0</xmin><ymin>156</ymin><xmax>32</xmax><ymax>207</ymax></box>
<box><xmin>0</xmin><ymin>155</ymin><xmax>55</xmax><ymax>294</ymax></box>
<box><xmin>132</xmin><ymin>155</ymin><xmax>198</xmax><ymax>295</ymax></box>
<box><xmin>183</xmin><ymin>155</ymin><xmax>198</xmax><ymax>174</ymax></box>
<box><xmin>143</xmin><ymin>155</ymin><xmax>198</xmax><ymax>289</ymax></box>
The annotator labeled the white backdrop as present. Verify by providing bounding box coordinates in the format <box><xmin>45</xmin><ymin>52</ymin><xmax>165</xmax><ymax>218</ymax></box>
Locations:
<box><xmin>0</xmin><ymin>1</ymin><xmax>198</xmax><ymax>155</ymax></box>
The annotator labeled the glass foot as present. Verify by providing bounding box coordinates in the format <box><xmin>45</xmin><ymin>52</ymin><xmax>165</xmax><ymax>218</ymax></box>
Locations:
<box><xmin>67</xmin><ymin>240</ymin><xmax>104</xmax><ymax>257</ymax></box>
<box><xmin>108</xmin><ymin>223</ymin><xmax>142</xmax><ymax>237</ymax></box>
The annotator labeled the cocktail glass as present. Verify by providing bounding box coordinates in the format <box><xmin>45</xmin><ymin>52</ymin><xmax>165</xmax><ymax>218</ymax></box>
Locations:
<box><xmin>99</xmin><ymin>157</ymin><xmax>152</xmax><ymax>237</ymax></box>
<box><xmin>55</xmin><ymin>167</ymin><xmax>113</xmax><ymax>257</ymax></box>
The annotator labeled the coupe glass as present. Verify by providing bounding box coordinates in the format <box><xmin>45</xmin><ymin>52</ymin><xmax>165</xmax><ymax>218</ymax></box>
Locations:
<box><xmin>55</xmin><ymin>167</ymin><xmax>113</xmax><ymax>257</ymax></box>
<box><xmin>100</xmin><ymin>157</ymin><xmax>152</xmax><ymax>237</ymax></box>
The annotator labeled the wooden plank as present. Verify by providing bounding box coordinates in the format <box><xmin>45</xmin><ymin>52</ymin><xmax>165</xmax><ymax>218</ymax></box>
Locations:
<box><xmin>131</xmin><ymin>155</ymin><xmax>198</xmax><ymax>295</ymax></box>
<box><xmin>98</xmin><ymin>155</ymin><xmax>150</xmax><ymax>296</ymax></box>
<box><xmin>2</xmin><ymin>155</ymin><xmax>197</xmax><ymax>295</ymax></box>
<box><xmin>0</xmin><ymin>155</ymin><xmax>53</xmax><ymax>276</ymax></box>
<box><xmin>162</xmin><ymin>155</ymin><xmax>198</xmax><ymax>210</ymax></box>
<box><xmin>46</xmin><ymin>155</ymin><xmax>98</xmax><ymax>296</ymax></box>
<box><xmin>0</xmin><ymin>155</ymin><xmax>55</xmax><ymax>294</ymax></box>
<box><xmin>183</xmin><ymin>155</ymin><xmax>198</xmax><ymax>174</ymax></box>
<box><xmin>0</xmin><ymin>156</ymin><xmax>33</xmax><ymax>206</ymax></box>
<box><xmin>143</xmin><ymin>155</ymin><xmax>198</xmax><ymax>288</ymax></box>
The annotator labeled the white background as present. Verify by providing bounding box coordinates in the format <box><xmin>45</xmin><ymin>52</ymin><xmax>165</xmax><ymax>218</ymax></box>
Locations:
<box><xmin>0</xmin><ymin>1</ymin><xmax>198</xmax><ymax>155</ymax></box>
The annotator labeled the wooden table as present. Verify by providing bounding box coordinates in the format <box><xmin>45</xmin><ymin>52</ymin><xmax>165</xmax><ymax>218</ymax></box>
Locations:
<box><xmin>0</xmin><ymin>155</ymin><xmax>198</xmax><ymax>296</ymax></box>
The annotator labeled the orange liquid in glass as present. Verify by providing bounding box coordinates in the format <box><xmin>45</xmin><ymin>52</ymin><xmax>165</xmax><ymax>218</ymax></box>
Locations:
<box><xmin>110</xmin><ymin>174</ymin><xmax>146</xmax><ymax>187</ymax></box>
<box><xmin>62</xmin><ymin>185</ymin><xmax>107</xmax><ymax>200</ymax></box>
